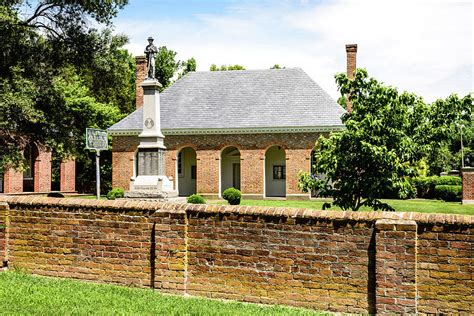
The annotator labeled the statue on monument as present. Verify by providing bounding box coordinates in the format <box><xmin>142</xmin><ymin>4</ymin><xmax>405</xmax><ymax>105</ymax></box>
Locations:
<box><xmin>145</xmin><ymin>36</ymin><xmax>158</xmax><ymax>79</ymax></box>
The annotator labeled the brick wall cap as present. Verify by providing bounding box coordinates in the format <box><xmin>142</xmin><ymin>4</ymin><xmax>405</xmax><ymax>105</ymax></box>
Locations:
<box><xmin>0</xmin><ymin>196</ymin><xmax>472</xmax><ymax>225</ymax></box>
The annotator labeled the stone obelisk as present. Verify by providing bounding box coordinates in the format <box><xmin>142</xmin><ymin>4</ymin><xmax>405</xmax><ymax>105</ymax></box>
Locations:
<box><xmin>126</xmin><ymin>37</ymin><xmax>177</xmax><ymax>198</ymax></box>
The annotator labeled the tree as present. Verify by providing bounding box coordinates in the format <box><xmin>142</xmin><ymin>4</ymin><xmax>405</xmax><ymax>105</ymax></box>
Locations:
<box><xmin>270</xmin><ymin>64</ymin><xmax>284</xmax><ymax>69</ymax></box>
<box><xmin>78</xmin><ymin>30</ymin><xmax>136</xmax><ymax>114</ymax></box>
<box><xmin>422</xmin><ymin>94</ymin><xmax>472</xmax><ymax>174</ymax></box>
<box><xmin>298</xmin><ymin>69</ymin><xmax>424</xmax><ymax>211</ymax></box>
<box><xmin>179</xmin><ymin>57</ymin><xmax>197</xmax><ymax>79</ymax></box>
<box><xmin>210</xmin><ymin>64</ymin><xmax>245</xmax><ymax>71</ymax></box>
<box><xmin>155</xmin><ymin>47</ymin><xmax>196</xmax><ymax>89</ymax></box>
<box><xmin>0</xmin><ymin>1</ymin><xmax>129</xmax><ymax>173</ymax></box>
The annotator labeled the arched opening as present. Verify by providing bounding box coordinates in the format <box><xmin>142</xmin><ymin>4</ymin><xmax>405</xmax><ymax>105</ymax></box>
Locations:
<box><xmin>23</xmin><ymin>144</ymin><xmax>38</xmax><ymax>192</ymax></box>
<box><xmin>220</xmin><ymin>146</ymin><xmax>241</xmax><ymax>194</ymax></box>
<box><xmin>265</xmin><ymin>146</ymin><xmax>286</xmax><ymax>197</ymax></box>
<box><xmin>310</xmin><ymin>148</ymin><xmax>317</xmax><ymax>198</ymax></box>
<box><xmin>51</xmin><ymin>154</ymin><xmax>61</xmax><ymax>191</ymax></box>
<box><xmin>176</xmin><ymin>147</ymin><xmax>197</xmax><ymax>196</ymax></box>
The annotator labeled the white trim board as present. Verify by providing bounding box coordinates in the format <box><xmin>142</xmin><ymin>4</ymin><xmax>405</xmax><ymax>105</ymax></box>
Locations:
<box><xmin>108</xmin><ymin>125</ymin><xmax>344</xmax><ymax>137</ymax></box>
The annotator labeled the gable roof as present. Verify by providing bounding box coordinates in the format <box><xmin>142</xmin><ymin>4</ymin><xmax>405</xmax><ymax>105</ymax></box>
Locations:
<box><xmin>108</xmin><ymin>68</ymin><xmax>344</xmax><ymax>135</ymax></box>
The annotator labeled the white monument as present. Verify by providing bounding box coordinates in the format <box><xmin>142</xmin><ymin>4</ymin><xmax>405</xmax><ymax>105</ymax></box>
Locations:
<box><xmin>125</xmin><ymin>37</ymin><xmax>177</xmax><ymax>199</ymax></box>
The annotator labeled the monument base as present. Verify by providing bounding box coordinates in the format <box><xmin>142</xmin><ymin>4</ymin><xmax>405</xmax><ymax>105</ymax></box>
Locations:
<box><xmin>126</xmin><ymin>175</ymin><xmax>178</xmax><ymax>199</ymax></box>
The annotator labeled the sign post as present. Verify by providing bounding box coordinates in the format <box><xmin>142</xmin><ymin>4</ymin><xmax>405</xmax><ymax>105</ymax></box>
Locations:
<box><xmin>86</xmin><ymin>128</ymin><xmax>108</xmax><ymax>200</ymax></box>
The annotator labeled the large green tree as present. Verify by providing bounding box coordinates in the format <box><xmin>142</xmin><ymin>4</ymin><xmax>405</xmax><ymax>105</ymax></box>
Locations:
<box><xmin>299</xmin><ymin>69</ymin><xmax>425</xmax><ymax>211</ymax></box>
<box><xmin>422</xmin><ymin>95</ymin><xmax>473</xmax><ymax>174</ymax></box>
<box><xmin>155</xmin><ymin>47</ymin><xmax>196</xmax><ymax>90</ymax></box>
<box><xmin>0</xmin><ymin>0</ymin><xmax>130</xmax><ymax>173</ymax></box>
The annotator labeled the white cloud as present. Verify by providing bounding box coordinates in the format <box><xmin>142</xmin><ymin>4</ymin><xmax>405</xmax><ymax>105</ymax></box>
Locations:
<box><xmin>115</xmin><ymin>0</ymin><xmax>473</xmax><ymax>102</ymax></box>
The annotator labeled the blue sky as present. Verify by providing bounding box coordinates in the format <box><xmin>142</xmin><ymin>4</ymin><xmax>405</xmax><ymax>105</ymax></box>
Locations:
<box><xmin>113</xmin><ymin>0</ymin><xmax>473</xmax><ymax>102</ymax></box>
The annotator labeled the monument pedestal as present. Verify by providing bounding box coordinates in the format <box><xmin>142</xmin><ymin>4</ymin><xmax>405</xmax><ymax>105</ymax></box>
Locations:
<box><xmin>126</xmin><ymin>175</ymin><xmax>177</xmax><ymax>198</ymax></box>
<box><xmin>125</xmin><ymin>78</ymin><xmax>178</xmax><ymax>199</ymax></box>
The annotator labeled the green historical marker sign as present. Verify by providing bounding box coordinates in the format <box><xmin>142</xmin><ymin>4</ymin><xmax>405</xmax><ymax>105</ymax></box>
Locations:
<box><xmin>86</xmin><ymin>128</ymin><xmax>108</xmax><ymax>150</ymax></box>
<box><xmin>86</xmin><ymin>128</ymin><xmax>108</xmax><ymax>200</ymax></box>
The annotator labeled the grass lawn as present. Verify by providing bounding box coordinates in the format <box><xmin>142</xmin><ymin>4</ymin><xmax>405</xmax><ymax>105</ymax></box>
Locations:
<box><xmin>209</xmin><ymin>199</ymin><xmax>474</xmax><ymax>215</ymax></box>
<box><xmin>0</xmin><ymin>271</ymin><xmax>325</xmax><ymax>315</ymax></box>
<box><xmin>67</xmin><ymin>195</ymin><xmax>473</xmax><ymax>215</ymax></box>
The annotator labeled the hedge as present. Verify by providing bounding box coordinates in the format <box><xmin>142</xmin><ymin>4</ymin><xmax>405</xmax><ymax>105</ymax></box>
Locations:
<box><xmin>434</xmin><ymin>185</ymin><xmax>462</xmax><ymax>202</ymax></box>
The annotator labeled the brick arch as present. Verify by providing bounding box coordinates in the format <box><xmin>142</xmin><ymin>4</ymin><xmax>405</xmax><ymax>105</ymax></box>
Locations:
<box><xmin>263</xmin><ymin>144</ymin><xmax>288</xmax><ymax>158</ymax></box>
<box><xmin>175</xmin><ymin>143</ymin><xmax>198</xmax><ymax>153</ymax></box>
<box><xmin>219</xmin><ymin>144</ymin><xmax>243</xmax><ymax>153</ymax></box>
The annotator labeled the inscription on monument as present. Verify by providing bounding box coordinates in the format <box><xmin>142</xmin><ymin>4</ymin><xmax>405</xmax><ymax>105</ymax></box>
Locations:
<box><xmin>137</xmin><ymin>148</ymin><xmax>164</xmax><ymax>176</ymax></box>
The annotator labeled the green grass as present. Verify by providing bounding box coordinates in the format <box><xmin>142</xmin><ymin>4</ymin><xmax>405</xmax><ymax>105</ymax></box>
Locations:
<box><xmin>0</xmin><ymin>271</ymin><xmax>325</xmax><ymax>315</ymax></box>
<box><xmin>67</xmin><ymin>195</ymin><xmax>474</xmax><ymax>215</ymax></box>
<box><xmin>209</xmin><ymin>199</ymin><xmax>474</xmax><ymax>215</ymax></box>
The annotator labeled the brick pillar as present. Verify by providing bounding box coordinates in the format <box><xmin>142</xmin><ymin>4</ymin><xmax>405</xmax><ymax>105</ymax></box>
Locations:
<box><xmin>461</xmin><ymin>167</ymin><xmax>474</xmax><ymax>204</ymax></box>
<box><xmin>0</xmin><ymin>202</ymin><xmax>9</xmax><ymax>268</ymax></box>
<box><xmin>286</xmin><ymin>148</ymin><xmax>312</xmax><ymax>197</ymax></box>
<box><xmin>3</xmin><ymin>168</ymin><xmax>23</xmax><ymax>193</ymax></box>
<box><xmin>34</xmin><ymin>149</ymin><xmax>51</xmax><ymax>192</ymax></box>
<box><xmin>196</xmin><ymin>150</ymin><xmax>219</xmax><ymax>195</ymax></box>
<box><xmin>112</xmin><ymin>151</ymin><xmax>135</xmax><ymax>190</ymax></box>
<box><xmin>60</xmin><ymin>159</ymin><xmax>76</xmax><ymax>192</ymax></box>
<box><xmin>375</xmin><ymin>219</ymin><xmax>417</xmax><ymax>314</ymax></box>
<box><xmin>345</xmin><ymin>44</ymin><xmax>357</xmax><ymax>113</ymax></box>
<box><xmin>136</xmin><ymin>56</ymin><xmax>147</xmax><ymax>109</ymax></box>
<box><xmin>240</xmin><ymin>149</ymin><xmax>264</xmax><ymax>196</ymax></box>
<box><xmin>167</xmin><ymin>149</ymin><xmax>177</xmax><ymax>190</ymax></box>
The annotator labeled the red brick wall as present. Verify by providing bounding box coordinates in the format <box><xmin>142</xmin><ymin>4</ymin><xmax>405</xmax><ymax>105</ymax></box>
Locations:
<box><xmin>0</xmin><ymin>196</ymin><xmax>472</xmax><ymax>314</ymax></box>
<box><xmin>186</xmin><ymin>207</ymin><xmax>373</xmax><ymax>313</ymax></box>
<box><xmin>60</xmin><ymin>159</ymin><xmax>76</xmax><ymax>192</ymax></box>
<box><xmin>34</xmin><ymin>149</ymin><xmax>51</xmax><ymax>192</ymax></box>
<box><xmin>0</xmin><ymin>203</ymin><xmax>8</xmax><ymax>267</ymax></box>
<box><xmin>112</xmin><ymin>132</ymin><xmax>320</xmax><ymax>196</ymax></box>
<box><xmin>112</xmin><ymin>136</ymin><xmax>139</xmax><ymax>190</ymax></box>
<box><xmin>0</xmin><ymin>197</ymin><xmax>186</xmax><ymax>292</ymax></box>
<box><xmin>417</xmin><ymin>221</ymin><xmax>473</xmax><ymax>313</ymax></box>
<box><xmin>345</xmin><ymin>44</ymin><xmax>357</xmax><ymax>112</ymax></box>
<box><xmin>462</xmin><ymin>168</ymin><xmax>474</xmax><ymax>204</ymax></box>
<box><xmin>3</xmin><ymin>168</ymin><xmax>23</xmax><ymax>193</ymax></box>
<box><xmin>135</xmin><ymin>56</ymin><xmax>147</xmax><ymax>109</ymax></box>
<box><xmin>375</xmin><ymin>219</ymin><xmax>417</xmax><ymax>313</ymax></box>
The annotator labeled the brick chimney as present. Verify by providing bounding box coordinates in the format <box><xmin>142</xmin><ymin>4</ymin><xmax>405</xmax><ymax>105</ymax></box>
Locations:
<box><xmin>345</xmin><ymin>44</ymin><xmax>358</xmax><ymax>112</ymax></box>
<box><xmin>135</xmin><ymin>56</ymin><xmax>147</xmax><ymax>109</ymax></box>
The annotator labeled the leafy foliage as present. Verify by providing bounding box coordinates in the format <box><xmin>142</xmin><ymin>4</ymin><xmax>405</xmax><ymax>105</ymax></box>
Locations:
<box><xmin>187</xmin><ymin>194</ymin><xmax>206</xmax><ymax>204</ymax></box>
<box><xmin>270</xmin><ymin>64</ymin><xmax>284</xmax><ymax>69</ymax></box>
<box><xmin>155</xmin><ymin>47</ymin><xmax>196</xmax><ymax>90</ymax></box>
<box><xmin>210</xmin><ymin>64</ymin><xmax>245</xmax><ymax>71</ymax></box>
<box><xmin>412</xmin><ymin>175</ymin><xmax>461</xmax><ymax>199</ymax></box>
<box><xmin>434</xmin><ymin>185</ymin><xmax>462</xmax><ymax>202</ymax></box>
<box><xmin>222</xmin><ymin>187</ymin><xmax>242</xmax><ymax>205</ymax></box>
<box><xmin>421</xmin><ymin>95</ymin><xmax>472</xmax><ymax>174</ymax></box>
<box><xmin>106</xmin><ymin>188</ymin><xmax>125</xmax><ymax>200</ymax></box>
<box><xmin>0</xmin><ymin>1</ymin><xmax>133</xmax><ymax>193</ymax></box>
<box><xmin>299</xmin><ymin>69</ymin><xmax>425</xmax><ymax>211</ymax></box>
<box><xmin>299</xmin><ymin>68</ymin><xmax>471</xmax><ymax>210</ymax></box>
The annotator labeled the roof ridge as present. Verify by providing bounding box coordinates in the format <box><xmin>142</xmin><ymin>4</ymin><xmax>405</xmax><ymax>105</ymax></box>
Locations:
<box><xmin>188</xmin><ymin>67</ymin><xmax>302</xmax><ymax>75</ymax></box>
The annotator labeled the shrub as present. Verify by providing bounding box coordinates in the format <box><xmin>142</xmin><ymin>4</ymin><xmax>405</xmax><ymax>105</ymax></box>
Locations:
<box><xmin>106</xmin><ymin>188</ymin><xmax>125</xmax><ymax>200</ymax></box>
<box><xmin>187</xmin><ymin>194</ymin><xmax>206</xmax><ymax>204</ymax></box>
<box><xmin>437</xmin><ymin>176</ymin><xmax>462</xmax><ymax>186</ymax></box>
<box><xmin>412</xmin><ymin>176</ymin><xmax>461</xmax><ymax>199</ymax></box>
<box><xmin>222</xmin><ymin>187</ymin><xmax>242</xmax><ymax>205</ymax></box>
<box><xmin>434</xmin><ymin>185</ymin><xmax>462</xmax><ymax>202</ymax></box>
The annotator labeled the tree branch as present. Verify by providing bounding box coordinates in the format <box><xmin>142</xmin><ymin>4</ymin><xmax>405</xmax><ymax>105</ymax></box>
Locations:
<box><xmin>23</xmin><ymin>3</ymin><xmax>57</xmax><ymax>25</ymax></box>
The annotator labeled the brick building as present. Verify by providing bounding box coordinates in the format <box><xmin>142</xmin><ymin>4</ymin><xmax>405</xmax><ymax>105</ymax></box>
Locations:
<box><xmin>108</xmin><ymin>46</ymin><xmax>358</xmax><ymax>199</ymax></box>
<box><xmin>0</xmin><ymin>145</ymin><xmax>75</xmax><ymax>194</ymax></box>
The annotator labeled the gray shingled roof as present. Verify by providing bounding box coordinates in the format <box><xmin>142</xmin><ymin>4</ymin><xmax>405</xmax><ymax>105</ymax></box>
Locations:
<box><xmin>109</xmin><ymin>68</ymin><xmax>344</xmax><ymax>133</ymax></box>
